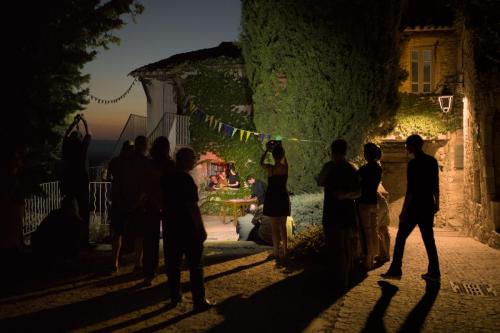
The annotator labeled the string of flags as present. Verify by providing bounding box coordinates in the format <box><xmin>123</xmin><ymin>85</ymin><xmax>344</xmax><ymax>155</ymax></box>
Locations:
<box><xmin>186</xmin><ymin>99</ymin><xmax>320</xmax><ymax>144</ymax></box>
<box><xmin>89</xmin><ymin>78</ymin><xmax>138</xmax><ymax>104</ymax></box>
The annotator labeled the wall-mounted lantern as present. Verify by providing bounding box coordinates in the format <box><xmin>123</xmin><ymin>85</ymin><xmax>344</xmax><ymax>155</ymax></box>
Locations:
<box><xmin>438</xmin><ymin>95</ymin><xmax>453</xmax><ymax>113</ymax></box>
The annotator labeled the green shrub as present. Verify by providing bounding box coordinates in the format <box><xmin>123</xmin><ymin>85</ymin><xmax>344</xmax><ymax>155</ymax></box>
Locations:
<box><xmin>288</xmin><ymin>224</ymin><xmax>327</xmax><ymax>264</ymax></box>
<box><xmin>390</xmin><ymin>93</ymin><xmax>462</xmax><ymax>138</ymax></box>
<box><xmin>290</xmin><ymin>192</ymin><xmax>324</xmax><ymax>233</ymax></box>
<box><xmin>286</xmin><ymin>192</ymin><xmax>326</xmax><ymax>263</ymax></box>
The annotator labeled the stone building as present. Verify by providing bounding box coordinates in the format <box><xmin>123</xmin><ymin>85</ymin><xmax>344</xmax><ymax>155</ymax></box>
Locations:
<box><xmin>381</xmin><ymin>23</ymin><xmax>499</xmax><ymax>248</ymax></box>
<box><xmin>458</xmin><ymin>21</ymin><xmax>500</xmax><ymax>247</ymax></box>
<box><xmin>381</xmin><ymin>26</ymin><xmax>464</xmax><ymax>229</ymax></box>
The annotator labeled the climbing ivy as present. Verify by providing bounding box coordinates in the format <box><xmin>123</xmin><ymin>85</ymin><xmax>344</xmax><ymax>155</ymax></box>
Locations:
<box><xmin>390</xmin><ymin>93</ymin><xmax>462</xmax><ymax>139</ymax></box>
<box><xmin>181</xmin><ymin>61</ymin><xmax>265</xmax><ymax>181</ymax></box>
<box><xmin>241</xmin><ymin>0</ymin><xmax>404</xmax><ymax>193</ymax></box>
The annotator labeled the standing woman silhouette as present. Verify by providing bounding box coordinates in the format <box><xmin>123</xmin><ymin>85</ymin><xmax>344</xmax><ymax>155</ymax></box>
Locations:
<box><xmin>260</xmin><ymin>142</ymin><xmax>290</xmax><ymax>260</ymax></box>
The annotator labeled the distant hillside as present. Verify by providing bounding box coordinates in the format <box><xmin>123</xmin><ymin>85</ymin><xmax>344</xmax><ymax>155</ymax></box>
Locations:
<box><xmin>88</xmin><ymin>139</ymin><xmax>115</xmax><ymax>166</ymax></box>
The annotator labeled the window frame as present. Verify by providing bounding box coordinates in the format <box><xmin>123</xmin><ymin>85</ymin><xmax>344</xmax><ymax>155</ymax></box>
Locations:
<box><xmin>410</xmin><ymin>48</ymin><xmax>434</xmax><ymax>94</ymax></box>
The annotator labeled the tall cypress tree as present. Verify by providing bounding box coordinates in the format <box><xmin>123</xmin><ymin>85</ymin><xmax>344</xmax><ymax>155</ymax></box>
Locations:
<box><xmin>241</xmin><ymin>0</ymin><xmax>404</xmax><ymax>193</ymax></box>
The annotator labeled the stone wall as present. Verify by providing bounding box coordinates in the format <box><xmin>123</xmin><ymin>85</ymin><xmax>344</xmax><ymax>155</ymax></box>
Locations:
<box><xmin>380</xmin><ymin>138</ymin><xmax>463</xmax><ymax>228</ymax></box>
<box><xmin>460</xmin><ymin>25</ymin><xmax>500</xmax><ymax>249</ymax></box>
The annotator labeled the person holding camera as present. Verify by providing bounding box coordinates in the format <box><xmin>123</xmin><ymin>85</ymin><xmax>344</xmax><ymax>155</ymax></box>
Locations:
<box><xmin>62</xmin><ymin>113</ymin><xmax>91</xmax><ymax>247</ymax></box>
<box><xmin>260</xmin><ymin>140</ymin><xmax>290</xmax><ymax>261</ymax></box>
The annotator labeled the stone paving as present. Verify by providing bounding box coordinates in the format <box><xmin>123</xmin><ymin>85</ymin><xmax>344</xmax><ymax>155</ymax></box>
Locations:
<box><xmin>0</xmin><ymin>227</ymin><xmax>499</xmax><ymax>332</ymax></box>
<box><xmin>327</xmin><ymin>228</ymin><xmax>500</xmax><ymax>333</ymax></box>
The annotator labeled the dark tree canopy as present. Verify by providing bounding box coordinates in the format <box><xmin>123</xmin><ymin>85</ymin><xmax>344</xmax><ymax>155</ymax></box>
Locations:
<box><xmin>241</xmin><ymin>0</ymin><xmax>404</xmax><ymax>193</ymax></box>
<box><xmin>5</xmin><ymin>0</ymin><xmax>142</xmax><ymax>166</ymax></box>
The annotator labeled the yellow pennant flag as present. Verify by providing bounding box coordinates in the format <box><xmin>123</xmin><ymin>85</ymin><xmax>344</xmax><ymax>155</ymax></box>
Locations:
<box><xmin>239</xmin><ymin>129</ymin><xmax>244</xmax><ymax>141</ymax></box>
<box><xmin>213</xmin><ymin>119</ymin><xmax>219</xmax><ymax>129</ymax></box>
<box><xmin>245</xmin><ymin>131</ymin><xmax>251</xmax><ymax>142</ymax></box>
<box><xmin>209</xmin><ymin>115</ymin><xmax>214</xmax><ymax>127</ymax></box>
<box><xmin>188</xmin><ymin>100</ymin><xmax>196</xmax><ymax>113</ymax></box>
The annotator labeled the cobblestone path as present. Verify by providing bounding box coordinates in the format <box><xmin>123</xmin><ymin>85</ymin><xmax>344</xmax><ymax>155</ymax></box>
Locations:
<box><xmin>0</xmin><ymin>228</ymin><xmax>498</xmax><ymax>332</ymax></box>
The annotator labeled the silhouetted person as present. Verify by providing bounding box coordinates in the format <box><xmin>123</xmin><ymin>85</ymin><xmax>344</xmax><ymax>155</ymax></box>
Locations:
<box><xmin>358</xmin><ymin>143</ymin><xmax>382</xmax><ymax>270</ymax></box>
<box><xmin>31</xmin><ymin>196</ymin><xmax>84</xmax><ymax>267</ymax></box>
<box><xmin>217</xmin><ymin>169</ymin><xmax>228</xmax><ymax>187</ymax></box>
<box><xmin>141</xmin><ymin>136</ymin><xmax>175</xmax><ymax>285</ymax></box>
<box><xmin>227</xmin><ymin>166</ymin><xmax>240</xmax><ymax>188</ymax></box>
<box><xmin>317</xmin><ymin>139</ymin><xmax>361</xmax><ymax>288</ymax></box>
<box><xmin>382</xmin><ymin>134</ymin><xmax>440</xmax><ymax>282</ymax></box>
<box><xmin>206</xmin><ymin>175</ymin><xmax>219</xmax><ymax>191</ymax></box>
<box><xmin>61</xmin><ymin>114</ymin><xmax>91</xmax><ymax>246</ymax></box>
<box><xmin>0</xmin><ymin>145</ymin><xmax>25</xmax><ymax>254</ymax></box>
<box><xmin>107</xmin><ymin>140</ymin><xmax>135</xmax><ymax>272</ymax></box>
<box><xmin>260</xmin><ymin>141</ymin><xmax>290</xmax><ymax>260</ymax></box>
<box><xmin>129</xmin><ymin>135</ymin><xmax>150</xmax><ymax>270</ymax></box>
<box><xmin>162</xmin><ymin>147</ymin><xmax>214</xmax><ymax>311</ymax></box>
<box><xmin>246</xmin><ymin>175</ymin><xmax>267</xmax><ymax>205</ymax></box>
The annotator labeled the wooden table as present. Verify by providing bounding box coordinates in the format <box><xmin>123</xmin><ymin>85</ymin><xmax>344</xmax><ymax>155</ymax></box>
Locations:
<box><xmin>220</xmin><ymin>198</ymin><xmax>257</xmax><ymax>225</ymax></box>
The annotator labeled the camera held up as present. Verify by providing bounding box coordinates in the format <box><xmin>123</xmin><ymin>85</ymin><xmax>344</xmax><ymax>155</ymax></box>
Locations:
<box><xmin>266</xmin><ymin>140</ymin><xmax>282</xmax><ymax>152</ymax></box>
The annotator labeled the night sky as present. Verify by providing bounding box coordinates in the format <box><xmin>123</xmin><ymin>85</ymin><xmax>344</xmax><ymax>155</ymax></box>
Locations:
<box><xmin>83</xmin><ymin>0</ymin><xmax>241</xmax><ymax>140</ymax></box>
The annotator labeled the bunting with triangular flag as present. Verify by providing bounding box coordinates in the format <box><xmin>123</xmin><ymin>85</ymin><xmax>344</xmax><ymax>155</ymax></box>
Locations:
<box><xmin>186</xmin><ymin>101</ymin><xmax>321</xmax><ymax>144</ymax></box>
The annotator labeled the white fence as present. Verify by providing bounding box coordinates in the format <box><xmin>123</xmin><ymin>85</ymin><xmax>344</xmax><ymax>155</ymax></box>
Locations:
<box><xmin>23</xmin><ymin>181</ymin><xmax>112</xmax><ymax>236</ymax></box>
<box><xmin>23</xmin><ymin>182</ymin><xmax>61</xmax><ymax>235</ymax></box>
<box><xmin>89</xmin><ymin>181</ymin><xmax>112</xmax><ymax>227</ymax></box>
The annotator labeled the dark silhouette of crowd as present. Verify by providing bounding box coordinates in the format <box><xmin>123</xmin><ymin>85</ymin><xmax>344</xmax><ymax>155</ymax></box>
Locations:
<box><xmin>105</xmin><ymin>135</ymin><xmax>214</xmax><ymax>311</ymax></box>
<box><xmin>3</xmin><ymin>117</ymin><xmax>441</xmax><ymax>311</ymax></box>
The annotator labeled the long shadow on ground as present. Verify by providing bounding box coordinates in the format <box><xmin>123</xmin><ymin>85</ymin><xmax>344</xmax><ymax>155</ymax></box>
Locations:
<box><xmin>138</xmin><ymin>265</ymin><xmax>366</xmax><ymax>333</ymax></box>
<box><xmin>398</xmin><ymin>280</ymin><xmax>440</xmax><ymax>333</ymax></box>
<box><xmin>206</xmin><ymin>267</ymin><xmax>362</xmax><ymax>333</ymax></box>
<box><xmin>361</xmin><ymin>281</ymin><xmax>399</xmax><ymax>333</ymax></box>
<box><xmin>0</xmin><ymin>257</ymin><xmax>270</xmax><ymax>332</ymax></box>
<box><xmin>0</xmin><ymin>244</ymin><xmax>268</xmax><ymax>305</ymax></box>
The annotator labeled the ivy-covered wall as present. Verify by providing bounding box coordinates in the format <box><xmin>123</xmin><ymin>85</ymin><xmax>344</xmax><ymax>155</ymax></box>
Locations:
<box><xmin>180</xmin><ymin>61</ymin><xmax>265</xmax><ymax>180</ymax></box>
<box><xmin>241</xmin><ymin>0</ymin><xmax>404</xmax><ymax>193</ymax></box>
<box><xmin>389</xmin><ymin>93</ymin><xmax>462</xmax><ymax>139</ymax></box>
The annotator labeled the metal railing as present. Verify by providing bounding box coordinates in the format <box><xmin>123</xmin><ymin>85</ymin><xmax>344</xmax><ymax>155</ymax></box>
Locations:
<box><xmin>111</xmin><ymin>114</ymin><xmax>147</xmax><ymax>158</ymax></box>
<box><xmin>89</xmin><ymin>181</ymin><xmax>112</xmax><ymax>226</ymax></box>
<box><xmin>148</xmin><ymin>112</ymin><xmax>190</xmax><ymax>151</ymax></box>
<box><xmin>23</xmin><ymin>181</ymin><xmax>112</xmax><ymax>236</ymax></box>
<box><xmin>176</xmin><ymin>113</ymin><xmax>190</xmax><ymax>147</ymax></box>
<box><xmin>23</xmin><ymin>182</ymin><xmax>61</xmax><ymax>235</ymax></box>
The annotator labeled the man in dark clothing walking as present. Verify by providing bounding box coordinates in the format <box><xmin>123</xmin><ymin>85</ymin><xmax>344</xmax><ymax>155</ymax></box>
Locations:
<box><xmin>162</xmin><ymin>147</ymin><xmax>214</xmax><ymax>311</ymax></box>
<box><xmin>61</xmin><ymin>114</ymin><xmax>91</xmax><ymax>247</ymax></box>
<box><xmin>382</xmin><ymin>134</ymin><xmax>441</xmax><ymax>282</ymax></box>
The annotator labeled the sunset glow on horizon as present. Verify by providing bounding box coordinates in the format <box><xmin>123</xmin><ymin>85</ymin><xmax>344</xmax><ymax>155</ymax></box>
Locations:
<box><xmin>83</xmin><ymin>0</ymin><xmax>241</xmax><ymax>140</ymax></box>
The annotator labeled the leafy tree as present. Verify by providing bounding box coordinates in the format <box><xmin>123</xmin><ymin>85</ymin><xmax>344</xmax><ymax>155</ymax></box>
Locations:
<box><xmin>5</xmin><ymin>0</ymin><xmax>143</xmax><ymax>178</ymax></box>
<box><xmin>241</xmin><ymin>0</ymin><xmax>404</xmax><ymax>193</ymax></box>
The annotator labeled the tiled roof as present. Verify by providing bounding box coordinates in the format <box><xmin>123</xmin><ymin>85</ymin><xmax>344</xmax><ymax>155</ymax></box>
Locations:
<box><xmin>129</xmin><ymin>42</ymin><xmax>242</xmax><ymax>77</ymax></box>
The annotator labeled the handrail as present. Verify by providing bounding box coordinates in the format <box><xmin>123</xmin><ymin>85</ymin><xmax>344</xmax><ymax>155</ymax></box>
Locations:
<box><xmin>110</xmin><ymin>114</ymin><xmax>147</xmax><ymax>158</ymax></box>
